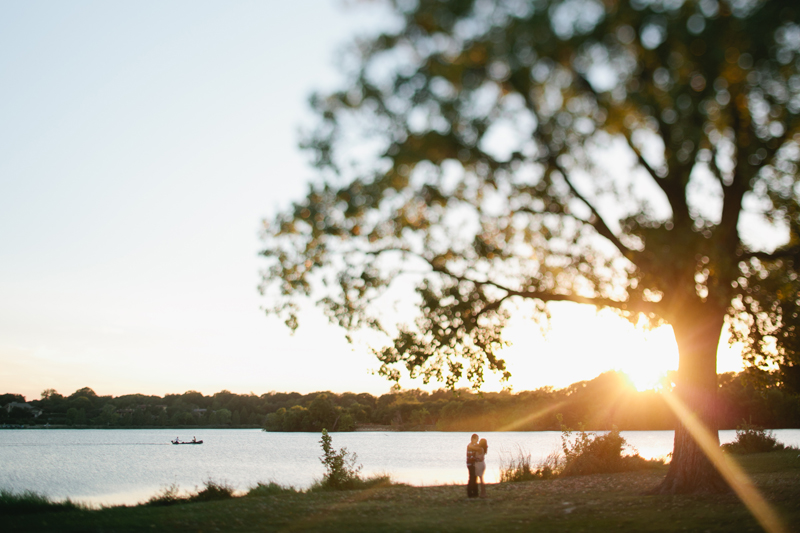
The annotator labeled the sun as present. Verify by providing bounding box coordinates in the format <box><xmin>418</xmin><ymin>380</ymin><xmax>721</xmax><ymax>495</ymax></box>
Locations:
<box><xmin>624</xmin><ymin>366</ymin><xmax>669</xmax><ymax>392</ymax></box>
<box><xmin>483</xmin><ymin>303</ymin><xmax>747</xmax><ymax>395</ymax></box>
<box><xmin>483</xmin><ymin>305</ymin><xmax>681</xmax><ymax>392</ymax></box>
<box><xmin>565</xmin><ymin>312</ymin><xmax>681</xmax><ymax>392</ymax></box>
<box><xmin>613</xmin><ymin>324</ymin><xmax>679</xmax><ymax>391</ymax></box>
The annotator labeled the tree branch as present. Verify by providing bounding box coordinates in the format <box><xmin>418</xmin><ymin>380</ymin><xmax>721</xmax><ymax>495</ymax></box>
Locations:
<box><xmin>622</xmin><ymin>129</ymin><xmax>663</xmax><ymax>184</ymax></box>
<box><xmin>707</xmin><ymin>144</ymin><xmax>727</xmax><ymax>189</ymax></box>
<box><xmin>421</xmin><ymin>251</ymin><xmax>661</xmax><ymax>315</ymax></box>
<box><xmin>741</xmin><ymin>246</ymin><xmax>800</xmax><ymax>262</ymax></box>
<box><xmin>549</xmin><ymin>158</ymin><xmax>633</xmax><ymax>258</ymax></box>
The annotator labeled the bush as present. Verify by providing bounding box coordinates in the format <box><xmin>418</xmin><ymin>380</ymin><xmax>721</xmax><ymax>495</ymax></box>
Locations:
<box><xmin>188</xmin><ymin>480</ymin><xmax>235</xmax><ymax>502</ymax></box>
<box><xmin>722</xmin><ymin>421</ymin><xmax>786</xmax><ymax>454</ymax></box>
<box><xmin>0</xmin><ymin>490</ymin><xmax>83</xmax><ymax>515</ymax></box>
<box><xmin>308</xmin><ymin>473</ymin><xmax>395</xmax><ymax>493</ymax></box>
<box><xmin>246</xmin><ymin>482</ymin><xmax>297</xmax><ymax>497</ymax></box>
<box><xmin>499</xmin><ymin>418</ymin><xmax>660</xmax><ymax>484</ymax></box>
<box><xmin>558</xmin><ymin>415</ymin><xmax>659</xmax><ymax>478</ymax></box>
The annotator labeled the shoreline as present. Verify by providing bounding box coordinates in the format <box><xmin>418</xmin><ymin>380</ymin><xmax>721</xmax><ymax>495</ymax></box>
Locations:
<box><xmin>4</xmin><ymin>425</ymin><xmax>800</xmax><ymax>431</ymax></box>
<box><xmin>4</xmin><ymin>451</ymin><xmax>800</xmax><ymax>532</ymax></box>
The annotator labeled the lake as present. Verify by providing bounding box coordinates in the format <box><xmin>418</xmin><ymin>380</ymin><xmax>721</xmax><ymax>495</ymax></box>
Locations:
<box><xmin>1</xmin><ymin>429</ymin><xmax>799</xmax><ymax>506</ymax></box>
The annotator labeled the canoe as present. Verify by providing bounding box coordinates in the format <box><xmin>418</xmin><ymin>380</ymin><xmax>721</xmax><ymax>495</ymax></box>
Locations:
<box><xmin>171</xmin><ymin>440</ymin><xmax>203</xmax><ymax>445</ymax></box>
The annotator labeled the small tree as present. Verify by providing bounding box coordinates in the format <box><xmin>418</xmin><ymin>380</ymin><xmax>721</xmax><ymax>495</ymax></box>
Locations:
<box><xmin>318</xmin><ymin>429</ymin><xmax>362</xmax><ymax>490</ymax></box>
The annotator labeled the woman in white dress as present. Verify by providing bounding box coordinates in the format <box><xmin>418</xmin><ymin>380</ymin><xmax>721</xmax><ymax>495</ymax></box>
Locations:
<box><xmin>474</xmin><ymin>438</ymin><xmax>488</xmax><ymax>497</ymax></box>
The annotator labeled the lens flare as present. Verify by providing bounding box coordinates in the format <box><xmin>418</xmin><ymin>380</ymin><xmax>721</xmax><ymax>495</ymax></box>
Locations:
<box><xmin>495</xmin><ymin>400</ymin><xmax>567</xmax><ymax>432</ymax></box>
<box><xmin>662</xmin><ymin>391</ymin><xmax>787</xmax><ymax>533</ymax></box>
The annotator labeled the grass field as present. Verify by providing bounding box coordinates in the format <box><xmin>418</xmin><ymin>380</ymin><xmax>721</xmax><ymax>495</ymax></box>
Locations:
<box><xmin>4</xmin><ymin>450</ymin><xmax>800</xmax><ymax>532</ymax></box>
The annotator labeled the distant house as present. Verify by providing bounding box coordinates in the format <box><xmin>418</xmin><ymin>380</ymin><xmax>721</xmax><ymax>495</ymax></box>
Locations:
<box><xmin>5</xmin><ymin>402</ymin><xmax>42</xmax><ymax>417</ymax></box>
<box><xmin>192</xmin><ymin>408</ymin><xmax>207</xmax><ymax>416</ymax></box>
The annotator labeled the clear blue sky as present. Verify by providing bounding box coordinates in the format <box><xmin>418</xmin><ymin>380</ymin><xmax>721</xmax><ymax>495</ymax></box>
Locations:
<box><xmin>0</xmin><ymin>1</ymin><xmax>743</xmax><ymax>401</ymax></box>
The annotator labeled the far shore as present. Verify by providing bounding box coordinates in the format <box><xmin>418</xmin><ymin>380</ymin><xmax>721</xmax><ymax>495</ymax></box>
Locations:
<box><xmin>0</xmin><ymin>424</ymin><xmax>420</xmax><ymax>431</ymax></box>
<box><xmin>4</xmin><ymin>425</ymin><xmax>800</xmax><ymax>431</ymax></box>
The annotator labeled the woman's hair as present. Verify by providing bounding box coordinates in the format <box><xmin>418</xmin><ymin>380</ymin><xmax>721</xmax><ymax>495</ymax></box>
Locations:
<box><xmin>479</xmin><ymin>438</ymin><xmax>488</xmax><ymax>453</ymax></box>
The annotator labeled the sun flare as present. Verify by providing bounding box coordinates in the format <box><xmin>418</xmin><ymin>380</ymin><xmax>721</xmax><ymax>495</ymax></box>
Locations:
<box><xmin>492</xmin><ymin>306</ymin><xmax>681</xmax><ymax>392</ymax></box>
<box><xmin>477</xmin><ymin>303</ymin><xmax>745</xmax><ymax>394</ymax></box>
<box><xmin>610</xmin><ymin>323</ymin><xmax>679</xmax><ymax>391</ymax></box>
<box><xmin>624</xmin><ymin>367</ymin><xmax>669</xmax><ymax>392</ymax></box>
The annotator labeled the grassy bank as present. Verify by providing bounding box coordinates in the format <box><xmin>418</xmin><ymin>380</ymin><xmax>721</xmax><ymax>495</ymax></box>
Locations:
<box><xmin>4</xmin><ymin>450</ymin><xmax>800</xmax><ymax>532</ymax></box>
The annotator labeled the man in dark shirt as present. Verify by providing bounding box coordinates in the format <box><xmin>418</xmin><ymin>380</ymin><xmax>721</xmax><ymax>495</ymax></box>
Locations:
<box><xmin>466</xmin><ymin>433</ymin><xmax>480</xmax><ymax>498</ymax></box>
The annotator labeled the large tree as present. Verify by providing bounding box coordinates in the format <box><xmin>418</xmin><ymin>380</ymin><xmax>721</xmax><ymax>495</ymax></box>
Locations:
<box><xmin>260</xmin><ymin>0</ymin><xmax>800</xmax><ymax>493</ymax></box>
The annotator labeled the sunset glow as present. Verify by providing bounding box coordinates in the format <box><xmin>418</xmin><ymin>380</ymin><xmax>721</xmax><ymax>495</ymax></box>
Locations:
<box><xmin>484</xmin><ymin>303</ymin><xmax>745</xmax><ymax>395</ymax></box>
<box><xmin>0</xmin><ymin>4</ymin><xmax>745</xmax><ymax>401</ymax></box>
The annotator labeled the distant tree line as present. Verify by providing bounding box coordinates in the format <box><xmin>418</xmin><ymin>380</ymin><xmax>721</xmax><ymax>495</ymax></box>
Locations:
<box><xmin>1</xmin><ymin>369</ymin><xmax>798</xmax><ymax>431</ymax></box>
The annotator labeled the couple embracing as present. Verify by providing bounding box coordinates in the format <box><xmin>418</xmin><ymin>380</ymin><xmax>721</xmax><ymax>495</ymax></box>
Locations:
<box><xmin>465</xmin><ymin>433</ymin><xmax>488</xmax><ymax>498</ymax></box>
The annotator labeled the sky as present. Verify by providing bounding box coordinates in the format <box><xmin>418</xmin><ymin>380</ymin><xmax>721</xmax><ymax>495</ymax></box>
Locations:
<box><xmin>0</xmin><ymin>0</ymin><xmax>745</xmax><ymax>402</ymax></box>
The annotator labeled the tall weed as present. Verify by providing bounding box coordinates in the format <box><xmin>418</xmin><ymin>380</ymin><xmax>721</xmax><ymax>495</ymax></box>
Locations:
<box><xmin>145</xmin><ymin>483</ymin><xmax>186</xmax><ymax>507</ymax></box>
<box><xmin>499</xmin><ymin>446</ymin><xmax>558</xmax><ymax>482</ymax></box>
<box><xmin>0</xmin><ymin>489</ymin><xmax>84</xmax><ymax>515</ymax></box>
<box><xmin>146</xmin><ymin>479</ymin><xmax>235</xmax><ymax>506</ymax></box>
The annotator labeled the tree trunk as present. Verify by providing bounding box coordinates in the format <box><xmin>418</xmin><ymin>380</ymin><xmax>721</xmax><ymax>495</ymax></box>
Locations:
<box><xmin>650</xmin><ymin>307</ymin><xmax>729</xmax><ymax>494</ymax></box>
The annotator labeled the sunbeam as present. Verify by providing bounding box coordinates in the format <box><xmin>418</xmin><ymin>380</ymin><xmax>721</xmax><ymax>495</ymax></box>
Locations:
<box><xmin>662</xmin><ymin>391</ymin><xmax>787</xmax><ymax>533</ymax></box>
<box><xmin>494</xmin><ymin>400</ymin><xmax>568</xmax><ymax>432</ymax></box>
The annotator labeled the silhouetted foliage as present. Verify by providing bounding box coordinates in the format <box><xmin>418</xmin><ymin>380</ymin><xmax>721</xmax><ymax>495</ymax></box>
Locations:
<box><xmin>0</xmin><ymin>394</ymin><xmax>25</xmax><ymax>405</ymax></box>
<box><xmin>144</xmin><ymin>480</ymin><xmax>235</xmax><ymax>507</ymax></box>
<box><xmin>259</xmin><ymin>0</ymin><xmax>800</xmax><ymax>493</ymax></box>
<box><xmin>145</xmin><ymin>484</ymin><xmax>185</xmax><ymax>507</ymax></box>
<box><xmin>0</xmin><ymin>490</ymin><xmax>84</xmax><ymax>516</ymax></box>
<box><xmin>499</xmin><ymin>447</ymin><xmax>558</xmax><ymax>482</ymax></box>
<box><xmin>246</xmin><ymin>482</ymin><xmax>298</xmax><ymax>497</ymax></box>
<box><xmin>498</xmin><ymin>419</ymin><xmax>660</xmax><ymax>482</ymax></box>
<box><xmin>2</xmin><ymin>369</ymin><xmax>798</xmax><ymax>429</ymax></box>
<box><xmin>558</xmin><ymin>416</ymin><xmax>657</xmax><ymax>477</ymax></box>
<box><xmin>188</xmin><ymin>480</ymin><xmax>236</xmax><ymax>502</ymax></box>
<box><xmin>721</xmin><ymin>420</ymin><xmax>789</xmax><ymax>454</ymax></box>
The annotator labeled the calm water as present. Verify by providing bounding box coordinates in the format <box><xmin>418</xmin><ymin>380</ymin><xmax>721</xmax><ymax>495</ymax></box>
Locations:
<box><xmin>1</xmin><ymin>429</ymin><xmax>799</xmax><ymax>506</ymax></box>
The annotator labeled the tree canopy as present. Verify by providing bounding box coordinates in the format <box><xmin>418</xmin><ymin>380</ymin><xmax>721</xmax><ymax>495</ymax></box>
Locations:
<box><xmin>4</xmin><ymin>370</ymin><xmax>797</xmax><ymax>430</ymax></box>
<box><xmin>260</xmin><ymin>0</ymin><xmax>800</xmax><ymax>492</ymax></box>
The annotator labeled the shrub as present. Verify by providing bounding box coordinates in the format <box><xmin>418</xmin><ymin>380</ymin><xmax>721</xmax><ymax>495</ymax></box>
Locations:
<box><xmin>188</xmin><ymin>480</ymin><xmax>236</xmax><ymax>502</ymax></box>
<box><xmin>246</xmin><ymin>482</ymin><xmax>297</xmax><ymax>497</ymax></box>
<box><xmin>308</xmin><ymin>473</ymin><xmax>395</xmax><ymax>493</ymax></box>
<box><xmin>499</xmin><ymin>417</ymin><xmax>660</xmax><ymax>483</ymax></box>
<box><xmin>722</xmin><ymin>421</ymin><xmax>786</xmax><ymax>454</ymax></box>
<box><xmin>558</xmin><ymin>415</ymin><xmax>659</xmax><ymax>478</ymax></box>
<box><xmin>0</xmin><ymin>489</ymin><xmax>83</xmax><ymax>515</ymax></box>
